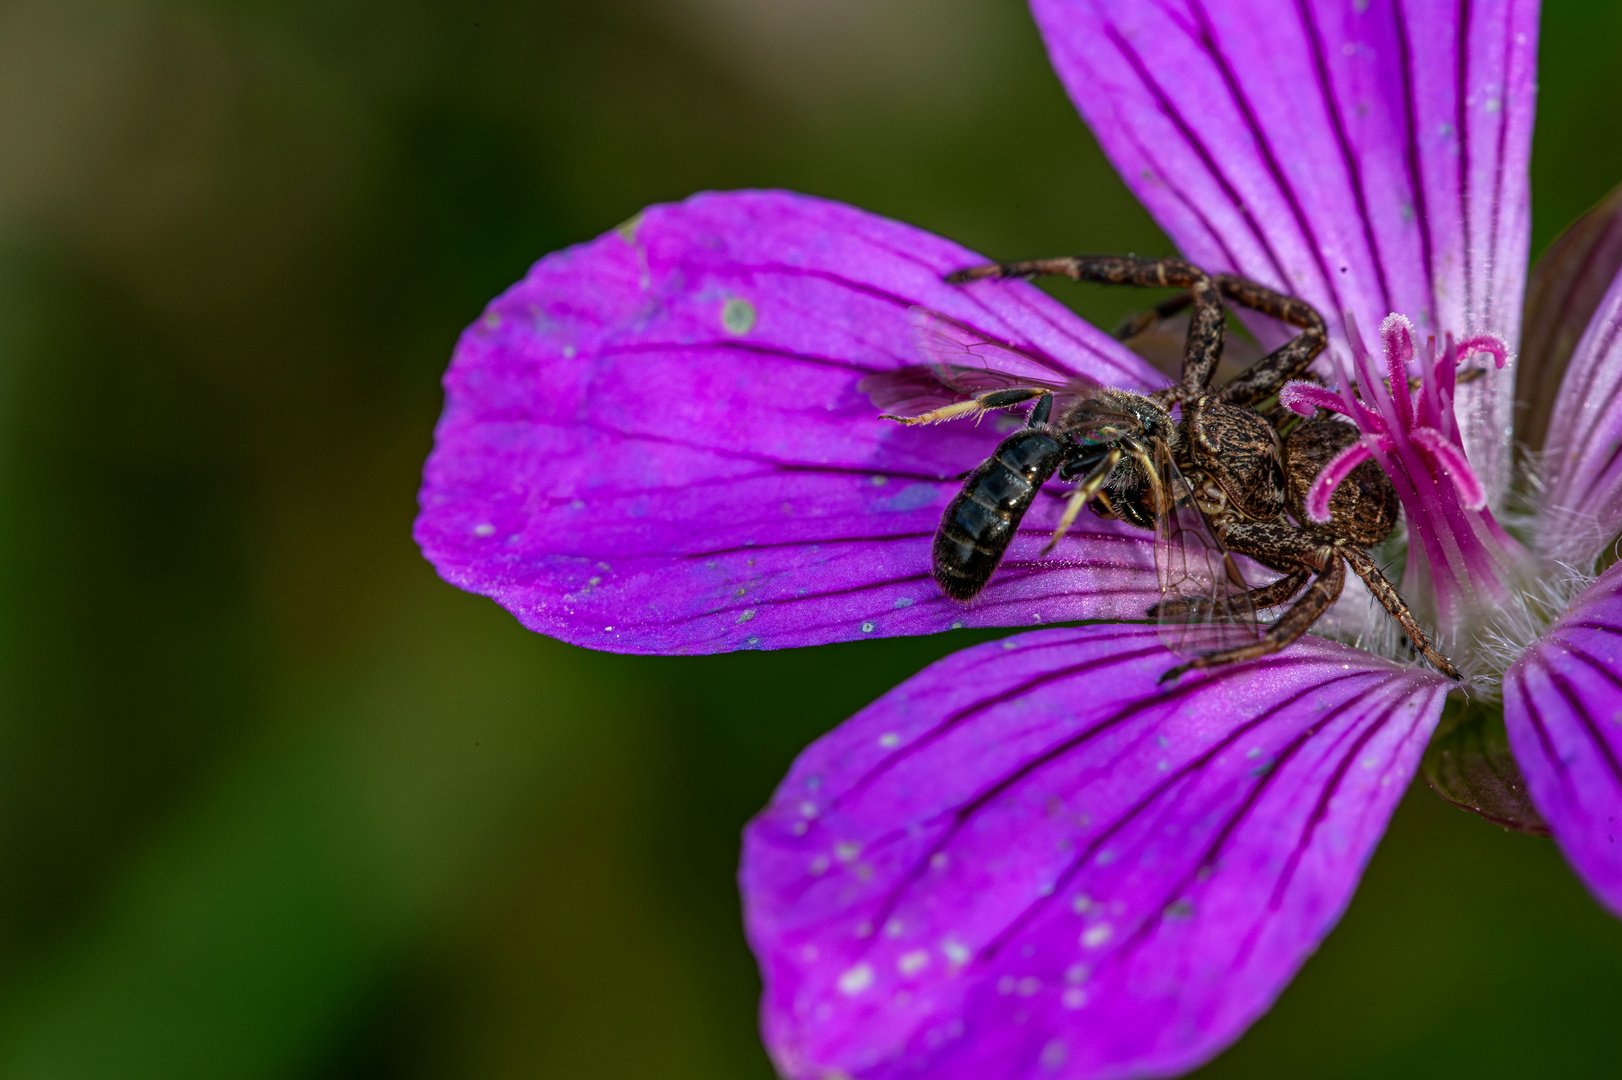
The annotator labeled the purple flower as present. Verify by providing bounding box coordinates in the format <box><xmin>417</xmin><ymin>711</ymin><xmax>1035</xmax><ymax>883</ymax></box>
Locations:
<box><xmin>412</xmin><ymin>0</ymin><xmax>1622</xmax><ymax>1076</ymax></box>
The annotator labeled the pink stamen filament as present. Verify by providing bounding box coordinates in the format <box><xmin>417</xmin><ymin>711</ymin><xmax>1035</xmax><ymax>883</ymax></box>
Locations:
<box><xmin>1381</xmin><ymin>314</ymin><xmax>1416</xmax><ymax>431</ymax></box>
<box><xmin>1280</xmin><ymin>380</ymin><xmax>1364</xmax><ymax>422</ymax></box>
<box><xmin>1410</xmin><ymin>428</ymin><xmax>1487</xmax><ymax>511</ymax></box>
<box><xmin>1302</xmin><ymin>439</ymin><xmax>1374</xmax><ymax>523</ymax></box>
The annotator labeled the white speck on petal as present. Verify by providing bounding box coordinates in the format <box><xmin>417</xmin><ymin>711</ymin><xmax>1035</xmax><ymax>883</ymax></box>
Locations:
<box><xmin>838</xmin><ymin>963</ymin><xmax>874</xmax><ymax>995</ymax></box>
<box><xmin>1016</xmin><ymin>976</ymin><xmax>1040</xmax><ymax>996</ymax></box>
<box><xmin>893</xmin><ymin>597</ymin><xmax>913</xmax><ymax>608</ymax></box>
<box><xmin>1071</xmin><ymin>894</ymin><xmax>1093</xmax><ymax>914</ymax></box>
<box><xmin>473</xmin><ymin>523</ymin><xmax>496</xmax><ymax>537</ymax></box>
<box><xmin>861</xmin><ymin>621</ymin><xmax>877</xmax><ymax>633</ymax></box>
<box><xmin>897</xmin><ymin>950</ymin><xmax>929</xmax><ymax>976</ymax></box>
<box><xmin>884</xmin><ymin>919</ymin><xmax>904</xmax><ymax>938</ymax></box>
<box><xmin>879</xmin><ymin>732</ymin><xmax>901</xmax><ymax>749</ymax></box>
<box><xmin>736</xmin><ymin>609</ymin><xmax>756</xmax><ymax>623</ymax></box>
<box><xmin>1082</xmin><ymin>923</ymin><xmax>1113</xmax><ymax>948</ymax></box>
<box><xmin>930</xmin><ymin>851</ymin><xmax>949</xmax><ymax>870</ymax></box>
<box><xmin>1041</xmin><ymin>1040</ymin><xmax>1069</xmax><ymax>1069</ymax></box>
<box><xmin>808</xmin><ymin>855</ymin><xmax>829</xmax><ymax>875</ymax></box>
<box><xmin>1065</xmin><ymin>962</ymin><xmax>1090</xmax><ymax>984</ymax></box>
<box><xmin>799</xmin><ymin>801</ymin><xmax>818</xmax><ymax>819</ymax></box>
<box><xmin>835</xmin><ymin>842</ymin><xmax>861</xmax><ymax>862</ymax></box>
<box><xmin>941</xmin><ymin>939</ymin><xmax>970</xmax><ymax>965</ymax></box>
<box><xmin>1062</xmin><ymin>987</ymin><xmax>1087</xmax><ymax>1009</ymax></box>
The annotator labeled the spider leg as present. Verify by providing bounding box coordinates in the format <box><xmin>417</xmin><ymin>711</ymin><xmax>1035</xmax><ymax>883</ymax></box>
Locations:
<box><xmin>1340</xmin><ymin>544</ymin><xmax>1461</xmax><ymax>678</ymax></box>
<box><xmin>881</xmin><ymin>386</ymin><xmax>1049</xmax><ymax>426</ymax></box>
<box><xmin>1041</xmin><ymin>444</ymin><xmax>1122</xmax><ymax>554</ymax></box>
<box><xmin>1160</xmin><ymin>535</ymin><xmax>1344</xmax><ymax>683</ymax></box>
<box><xmin>947</xmin><ymin>255</ymin><xmax>1225</xmax><ymax>399</ymax></box>
<box><xmin>1113</xmin><ymin>292</ymin><xmax>1195</xmax><ymax>340</ymax></box>
<box><xmin>1149</xmin><ymin>568</ymin><xmax>1309</xmax><ymax>621</ymax></box>
<box><xmin>1212</xmin><ymin>275</ymin><xmax>1328</xmax><ymax>407</ymax></box>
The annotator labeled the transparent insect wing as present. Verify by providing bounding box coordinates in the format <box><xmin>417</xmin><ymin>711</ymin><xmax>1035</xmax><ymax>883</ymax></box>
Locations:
<box><xmin>859</xmin><ymin>308</ymin><xmax>1096</xmax><ymax>418</ymax></box>
<box><xmin>1151</xmin><ymin>442</ymin><xmax>1263</xmax><ymax>657</ymax></box>
<box><xmin>1064</xmin><ymin>397</ymin><xmax>1140</xmax><ymax>444</ymax></box>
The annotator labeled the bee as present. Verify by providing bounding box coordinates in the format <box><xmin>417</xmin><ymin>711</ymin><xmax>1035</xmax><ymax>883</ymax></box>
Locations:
<box><xmin>863</xmin><ymin>255</ymin><xmax>1459</xmax><ymax>681</ymax></box>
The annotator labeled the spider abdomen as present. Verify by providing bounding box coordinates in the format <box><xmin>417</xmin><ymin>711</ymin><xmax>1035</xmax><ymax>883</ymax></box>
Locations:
<box><xmin>1285</xmin><ymin>416</ymin><xmax>1398</xmax><ymax>545</ymax></box>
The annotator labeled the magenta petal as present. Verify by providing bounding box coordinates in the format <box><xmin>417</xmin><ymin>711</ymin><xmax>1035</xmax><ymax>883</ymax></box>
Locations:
<box><xmin>1518</xmin><ymin>183</ymin><xmax>1622</xmax><ymax>454</ymax></box>
<box><xmin>1504</xmin><ymin>562</ymin><xmax>1622</xmax><ymax>916</ymax></box>
<box><xmin>415</xmin><ymin>190</ymin><xmax>1166</xmax><ymax>654</ymax></box>
<box><xmin>1032</xmin><ymin>0</ymin><xmax>1539</xmax><ymax>494</ymax></box>
<box><xmin>1538</xmin><ymin>263</ymin><xmax>1622</xmax><ymax>564</ymax></box>
<box><xmin>742</xmin><ymin>625</ymin><xmax>1448</xmax><ymax>1080</ymax></box>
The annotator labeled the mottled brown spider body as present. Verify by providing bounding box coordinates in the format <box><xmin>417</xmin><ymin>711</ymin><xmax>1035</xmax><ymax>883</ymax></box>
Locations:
<box><xmin>1283</xmin><ymin>416</ymin><xmax>1398</xmax><ymax>547</ymax></box>
<box><xmin>1179</xmin><ymin>397</ymin><xmax>1287</xmax><ymax>522</ymax></box>
<box><xmin>878</xmin><ymin>254</ymin><xmax>1458</xmax><ymax>680</ymax></box>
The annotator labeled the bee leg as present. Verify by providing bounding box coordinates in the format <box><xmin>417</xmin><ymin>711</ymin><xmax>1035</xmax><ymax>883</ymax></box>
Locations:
<box><xmin>1160</xmin><ymin>553</ymin><xmax>1343</xmax><ymax>684</ymax></box>
<box><xmin>1027</xmin><ymin>391</ymin><xmax>1054</xmax><ymax>427</ymax></box>
<box><xmin>1149</xmin><ymin>568</ymin><xmax>1309</xmax><ymax>621</ymax></box>
<box><xmin>946</xmin><ymin>256</ymin><xmax>1225</xmax><ymax>398</ymax></box>
<box><xmin>1041</xmin><ymin>446</ymin><xmax>1121</xmax><ymax>555</ymax></box>
<box><xmin>881</xmin><ymin>387</ymin><xmax>1049</xmax><ymax>426</ymax></box>
<box><xmin>1340</xmin><ymin>544</ymin><xmax>1462</xmax><ymax>678</ymax></box>
<box><xmin>1212</xmin><ymin>275</ymin><xmax>1328</xmax><ymax>407</ymax></box>
<box><xmin>1095</xmin><ymin>489</ymin><xmax>1155</xmax><ymax>531</ymax></box>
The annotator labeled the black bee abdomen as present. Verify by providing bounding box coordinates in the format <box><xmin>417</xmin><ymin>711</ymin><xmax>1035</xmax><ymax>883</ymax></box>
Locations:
<box><xmin>933</xmin><ymin>428</ymin><xmax>1065</xmax><ymax>600</ymax></box>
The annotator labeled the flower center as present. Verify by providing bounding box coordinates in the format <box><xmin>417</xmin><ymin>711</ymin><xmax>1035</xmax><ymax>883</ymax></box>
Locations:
<box><xmin>1278</xmin><ymin>314</ymin><xmax>1531</xmax><ymax>677</ymax></box>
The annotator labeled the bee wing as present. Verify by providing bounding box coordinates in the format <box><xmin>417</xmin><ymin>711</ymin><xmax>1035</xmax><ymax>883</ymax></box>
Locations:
<box><xmin>858</xmin><ymin>308</ymin><xmax>1095</xmax><ymax>417</ymax></box>
<box><xmin>1151</xmin><ymin>442</ymin><xmax>1264</xmax><ymax>658</ymax></box>
<box><xmin>1061</xmin><ymin>392</ymin><xmax>1152</xmax><ymax>444</ymax></box>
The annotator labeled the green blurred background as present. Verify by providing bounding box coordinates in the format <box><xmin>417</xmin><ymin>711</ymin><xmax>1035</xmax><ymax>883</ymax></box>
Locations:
<box><xmin>2</xmin><ymin>1</ymin><xmax>1622</xmax><ymax>1077</ymax></box>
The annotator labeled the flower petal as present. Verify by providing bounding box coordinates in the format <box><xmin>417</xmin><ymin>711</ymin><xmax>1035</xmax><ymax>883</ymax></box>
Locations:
<box><xmin>742</xmin><ymin>625</ymin><xmax>1447</xmax><ymax>1080</ymax></box>
<box><xmin>1032</xmin><ymin>0</ymin><xmax>1540</xmax><ymax>498</ymax></box>
<box><xmin>415</xmin><ymin>190</ymin><xmax>1166</xmax><ymax>654</ymax></box>
<box><xmin>1537</xmin><ymin>222</ymin><xmax>1622</xmax><ymax>564</ymax></box>
<box><xmin>1518</xmin><ymin>182</ymin><xmax>1622</xmax><ymax>454</ymax></box>
<box><xmin>1504</xmin><ymin>562</ymin><xmax>1622</xmax><ymax>916</ymax></box>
